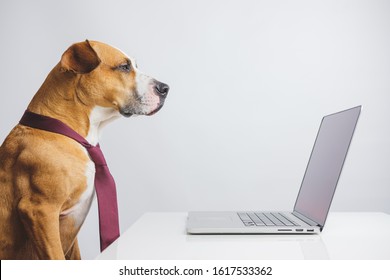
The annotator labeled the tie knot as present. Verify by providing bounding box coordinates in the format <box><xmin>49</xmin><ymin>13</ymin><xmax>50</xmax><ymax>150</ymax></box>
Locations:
<box><xmin>86</xmin><ymin>145</ymin><xmax>107</xmax><ymax>166</ymax></box>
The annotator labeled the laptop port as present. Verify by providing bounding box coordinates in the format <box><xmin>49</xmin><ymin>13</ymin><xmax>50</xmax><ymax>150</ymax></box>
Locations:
<box><xmin>307</xmin><ymin>229</ymin><xmax>314</xmax><ymax>232</ymax></box>
<box><xmin>277</xmin><ymin>229</ymin><xmax>292</xmax><ymax>231</ymax></box>
<box><xmin>295</xmin><ymin>229</ymin><xmax>304</xmax><ymax>232</ymax></box>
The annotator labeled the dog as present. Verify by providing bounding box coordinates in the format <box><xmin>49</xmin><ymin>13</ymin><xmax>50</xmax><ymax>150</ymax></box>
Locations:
<box><xmin>0</xmin><ymin>40</ymin><xmax>169</xmax><ymax>259</ymax></box>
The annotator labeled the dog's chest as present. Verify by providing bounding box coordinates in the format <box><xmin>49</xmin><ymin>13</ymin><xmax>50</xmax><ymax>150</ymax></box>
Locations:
<box><xmin>61</xmin><ymin>156</ymin><xmax>95</xmax><ymax>227</ymax></box>
<box><xmin>77</xmin><ymin>159</ymin><xmax>96</xmax><ymax>224</ymax></box>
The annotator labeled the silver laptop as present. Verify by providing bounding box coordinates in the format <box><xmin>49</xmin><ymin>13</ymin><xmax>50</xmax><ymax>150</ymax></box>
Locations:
<box><xmin>187</xmin><ymin>106</ymin><xmax>361</xmax><ymax>234</ymax></box>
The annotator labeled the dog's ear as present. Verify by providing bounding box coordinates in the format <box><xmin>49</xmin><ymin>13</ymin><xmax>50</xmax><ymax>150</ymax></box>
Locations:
<box><xmin>60</xmin><ymin>40</ymin><xmax>101</xmax><ymax>74</ymax></box>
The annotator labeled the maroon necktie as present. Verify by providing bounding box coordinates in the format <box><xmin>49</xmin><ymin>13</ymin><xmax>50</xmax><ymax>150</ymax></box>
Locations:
<box><xmin>19</xmin><ymin>110</ymin><xmax>120</xmax><ymax>252</ymax></box>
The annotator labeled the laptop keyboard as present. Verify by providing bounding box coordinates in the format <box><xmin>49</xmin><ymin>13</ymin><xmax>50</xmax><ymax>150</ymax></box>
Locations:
<box><xmin>238</xmin><ymin>212</ymin><xmax>299</xmax><ymax>227</ymax></box>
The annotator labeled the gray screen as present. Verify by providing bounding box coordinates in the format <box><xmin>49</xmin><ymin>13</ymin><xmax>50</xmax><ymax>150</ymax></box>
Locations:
<box><xmin>294</xmin><ymin>106</ymin><xmax>361</xmax><ymax>226</ymax></box>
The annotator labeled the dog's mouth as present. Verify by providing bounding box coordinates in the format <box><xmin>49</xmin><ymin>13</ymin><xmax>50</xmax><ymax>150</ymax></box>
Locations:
<box><xmin>119</xmin><ymin>100</ymin><xmax>165</xmax><ymax>117</ymax></box>
<box><xmin>146</xmin><ymin>101</ymin><xmax>165</xmax><ymax>116</ymax></box>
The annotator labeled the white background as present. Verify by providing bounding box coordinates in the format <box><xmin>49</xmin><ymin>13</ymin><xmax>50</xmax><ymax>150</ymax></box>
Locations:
<box><xmin>3</xmin><ymin>260</ymin><xmax>389</xmax><ymax>280</ymax></box>
<box><xmin>0</xmin><ymin>0</ymin><xmax>389</xmax><ymax>259</ymax></box>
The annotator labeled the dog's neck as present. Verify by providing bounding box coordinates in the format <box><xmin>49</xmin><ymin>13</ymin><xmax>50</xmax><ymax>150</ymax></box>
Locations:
<box><xmin>27</xmin><ymin>64</ymin><xmax>120</xmax><ymax>145</ymax></box>
<box><xmin>86</xmin><ymin>106</ymin><xmax>120</xmax><ymax>145</ymax></box>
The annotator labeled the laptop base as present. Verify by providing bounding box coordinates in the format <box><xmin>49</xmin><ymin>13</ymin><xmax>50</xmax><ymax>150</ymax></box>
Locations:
<box><xmin>187</xmin><ymin>211</ymin><xmax>321</xmax><ymax>234</ymax></box>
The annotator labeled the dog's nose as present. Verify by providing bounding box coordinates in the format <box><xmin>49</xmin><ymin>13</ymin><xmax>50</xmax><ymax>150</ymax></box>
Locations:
<box><xmin>154</xmin><ymin>82</ymin><xmax>169</xmax><ymax>97</ymax></box>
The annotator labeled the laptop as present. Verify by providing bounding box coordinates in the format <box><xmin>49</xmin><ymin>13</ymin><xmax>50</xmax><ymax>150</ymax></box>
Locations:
<box><xmin>187</xmin><ymin>106</ymin><xmax>361</xmax><ymax>234</ymax></box>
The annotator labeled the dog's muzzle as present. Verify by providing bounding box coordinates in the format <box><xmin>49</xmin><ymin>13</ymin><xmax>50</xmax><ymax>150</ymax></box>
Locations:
<box><xmin>119</xmin><ymin>80</ymin><xmax>169</xmax><ymax>117</ymax></box>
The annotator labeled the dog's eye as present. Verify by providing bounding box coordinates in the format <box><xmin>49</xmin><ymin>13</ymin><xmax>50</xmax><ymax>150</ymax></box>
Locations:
<box><xmin>117</xmin><ymin>62</ymin><xmax>131</xmax><ymax>73</ymax></box>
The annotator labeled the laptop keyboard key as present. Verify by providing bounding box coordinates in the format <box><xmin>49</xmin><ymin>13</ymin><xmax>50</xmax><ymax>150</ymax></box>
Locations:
<box><xmin>238</xmin><ymin>212</ymin><xmax>252</xmax><ymax>222</ymax></box>
<box><xmin>248</xmin><ymin>213</ymin><xmax>265</xmax><ymax>226</ymax></box>
<box><xmin>279</xmin><ymin>213</ymin><xmax>300</xmax><ymax>226</ymax></box>
<box><xmin>255</xmin><ymin>213</ymin><xmax>275</xmax><ymax>226</ymax></box>
<box><xmin>273</xmin><ymin>213</ymin><xmax>295</xmax><ymax>226</ymax></box>
<box><xmin>264</xmin><ymin>213</ymin><xmax>284</xmax><ymax>226</ymax></box>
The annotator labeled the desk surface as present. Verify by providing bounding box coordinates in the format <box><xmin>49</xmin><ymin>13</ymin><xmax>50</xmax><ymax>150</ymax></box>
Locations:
<box><xmin>96</xmin><ymin>212</ymin><xmax>390</xmax><ymax>260</ymax></box>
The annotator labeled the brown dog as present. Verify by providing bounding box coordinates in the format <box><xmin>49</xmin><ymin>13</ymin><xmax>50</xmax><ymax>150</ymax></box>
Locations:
<box><xmin>0</xmin><ymin>40</ymin><xmax>169</xmax><ymax>259</ymax></box>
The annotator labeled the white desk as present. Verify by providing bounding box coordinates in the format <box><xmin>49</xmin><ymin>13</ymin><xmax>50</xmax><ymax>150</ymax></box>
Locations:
<box><xmin>96</xmin><ymin>212</ymin><xmax>390</xmax><ymax>260</ymax></box>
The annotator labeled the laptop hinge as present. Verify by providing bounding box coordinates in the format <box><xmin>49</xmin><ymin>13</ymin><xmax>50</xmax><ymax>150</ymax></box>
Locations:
<box><xmin>292</xmin><ymin>211</ymin><xmax>321</xmax><ymax>227</ymax></box>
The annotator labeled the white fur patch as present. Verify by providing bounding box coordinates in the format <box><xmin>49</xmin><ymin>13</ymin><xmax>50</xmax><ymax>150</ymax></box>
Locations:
<box><xmin>86</xmin><ymin>106</ymin><xmax>121</xmax><ymax>145</ymax></box>
<box><xmin>60</xmin><ymin>159</ymin><xmax>95</xmax><ymax>228</ymax></box>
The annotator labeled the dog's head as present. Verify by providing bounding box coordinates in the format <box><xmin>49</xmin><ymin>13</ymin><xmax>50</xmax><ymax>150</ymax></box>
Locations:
<box><xmin>60</xmin><ymin>40</ymin><xmax>169</xmax><ymax>117</ymax></box>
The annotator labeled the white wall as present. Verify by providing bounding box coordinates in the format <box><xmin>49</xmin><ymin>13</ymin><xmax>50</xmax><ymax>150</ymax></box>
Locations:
<box><xmin>1</xmin><ymin>0</ymin><xmax>389</xmax><ymax>259</ymax></box>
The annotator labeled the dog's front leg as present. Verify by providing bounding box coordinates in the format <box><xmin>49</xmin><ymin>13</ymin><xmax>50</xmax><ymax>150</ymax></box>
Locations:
<box><xmin>65</xmin><ymin>238</ymin><xmax>81</xmax><ymax>260</ymax></box>
<box><xmin>18</xmin><ymin>198</ymin><xmax>65</xmax><ymax>259</ymax></box>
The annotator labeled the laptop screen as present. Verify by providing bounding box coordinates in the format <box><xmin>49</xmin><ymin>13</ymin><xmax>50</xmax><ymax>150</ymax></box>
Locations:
<box><xmin>293</xmin><ymin>106</ymin><xmax>361</xmax><ymax>227</ymax></box>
